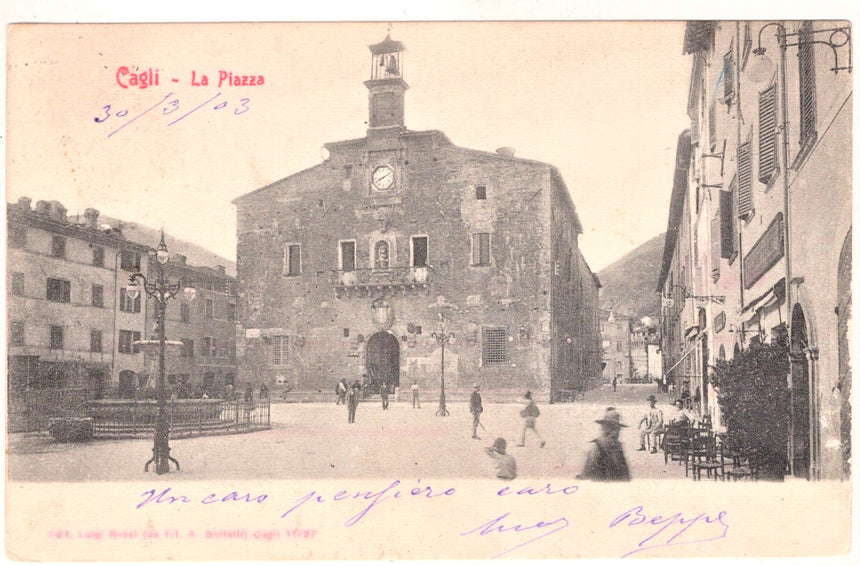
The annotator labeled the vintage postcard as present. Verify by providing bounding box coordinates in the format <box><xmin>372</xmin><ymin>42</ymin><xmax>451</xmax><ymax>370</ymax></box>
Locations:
<box><xmin>4</xmin><ymin>20</ymin><xmax>856</xmax><ymax>561</ymax></box>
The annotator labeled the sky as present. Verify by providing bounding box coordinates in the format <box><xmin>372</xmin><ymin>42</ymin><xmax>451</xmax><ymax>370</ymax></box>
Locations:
<box><xmin>6</xmin><ymin>20</ymin><xmax>694</xmax><ymax>273</ymax></box>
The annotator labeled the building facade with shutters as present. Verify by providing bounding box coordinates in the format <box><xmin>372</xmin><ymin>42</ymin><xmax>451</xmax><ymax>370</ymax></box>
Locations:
<box><xmin>233</xmin><ymin>35</ymin><xmax>601</xmax><ymax>402</ymax></box>
<box><xmin>600</xmin><ymin>310</ymin><xmax>632</xmax><ymax>384</ymax></box>
<box><xmin>6</xmin><ymin>198</ymin><xmax>151</xmax><ymax>430</ymax></box>
<box><xmin>658</xmin><ymin>20</ymin><xmax>851</xmax><ymax>480</ymax></box>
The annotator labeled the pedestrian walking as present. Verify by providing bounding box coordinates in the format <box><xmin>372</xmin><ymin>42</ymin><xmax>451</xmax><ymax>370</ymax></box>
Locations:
<box><xmin>517</xmin><ymin>391</ymin><xmax>545</xmax><ymax>448</ymax></box>
<box><xmin>335</xmin><ymin>378</ymin><xmax>348</xmax><ymax>405</ymax></box>
<box><xmin>469</xmin><ymin>384</ymin><xmax>483</xmax><ymax>440</ymax></box>
<box><xmin>259</xmin><ymin>383</ymin><xmax>269</xmax><ymax>399</ymax></box>
<box><xmin>612</xmin><ymin>375</ymin><xmax>617</xmax><ymax>392</ymax></box>
<box><xmin>411</xmin><ymin>380</ymin><xmax>421</xmax><ymax>408</ymax></box>
<box><xmin>577</xmin><ymin>407</ymin><xmax>631</xmax><ymax>481</ymax></box>
<box><xmin>484</xmin><ymin>437</ymin><xmax>517</xmax><ymax>480</ymax></box>
<box><xmin>637</xmin><ymin>394</ymin><xmax>664</xmax><ymax>453</ymax></box>
<box><xmin>244</xmin><ymin>382</ymin><xmax>254</xmax><ymax>402</ymax></box>
<box><xmin>380</xmin><ymin>382</ymin><xmax>390</xmax><ymax>410</ymax></box>
<box><xmin>346</xmin><ymin>382</ymin><xmax>360</xmax><ymax>424</ymax></box>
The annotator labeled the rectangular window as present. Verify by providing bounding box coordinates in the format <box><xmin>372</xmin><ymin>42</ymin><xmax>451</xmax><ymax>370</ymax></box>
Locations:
<box><xmin>228</xmin><ymin>340</ymin><xmax>236</xmax><ymax>362</ymax></box>
<box><xmin>472</xmin><ymin>233</ymin><xmax>490</xmax><ymax>266</ymax></box>
<box><xmin>798</xmin><ymin>21</ymin><xmax>817</xmax><ymax>148</ymax></box>
<box><xmin>283</xmin><ymin>244</ymin><xmax>301</xmax><ymax>275</ymax></box>
<box><xmin>758</xmin><ymin>84</ymin><xmax>778</xmax><ymax>184</ymax></box>
<box><xmin>482</xmin><ymin>327</ymin><xmax>507</xmax><ymax>365</ymax></box>
<box><xmin>90</xmin><ymin>329</ymin><xmax>103</xmax><ymax>353</ymax></box>
<box><xmin>92</xmin><ymin>245</ymin><xmax>105</xmax><ymax>267</ymax></box>
<box><xmin>10</xmin><ymin>321</ymin><xmax>25</xmax><ymax>346</ymax></box>
<box><xmin>9</xmin><ymin>225</ymin><xmax>27</xmax><ymax>248</ymax></box>
<box><xmin>51</xmin><ymin>235</ymin><xmax>66</xmax><ymax>259</ymax></box>
<box><xmin>344</xmin><ymin>164</ymin><xmax>353</xmax><ymax>179</ymax></box>
<box><xmin>118</xmin><ymin>330</ymin><xmax>141</xmax><ymax>354</ymax></box>
<box><xmin>411</xmin><ymin>236</ymin><xmax>428</xmax><ymax>267</ymax></box>
<box><xmin>50</xmin><ymin>325</ymin><xmax>64</xmax><ymax>349</ymax></box>
<box><xmin>51</xmin><ymin>325</ymin><xmax>64</xmax><ymax>350</ymax></box>
<box><xmin>340</xmin><ymin>241</ymin><xmax>356</xmax><ymax>271</ymax></box>
<box><xmin>272</xmin><ymin>336</ymin><xmax>289</xmax><ymax>366</ymax></box>
<box><xmin>203</xmin><ymin>336</ymin><xmax>217</xmax><ymax>357</ymax></box>
<box><xmin>205</xmin><ymin>298</ymin><xmax>214</xmax><ymax>319</ymax></box>
<box><xmin>92</xmin><ymin>284</ymin><xmax>104</xmax><ymax>307</ymax></box>
<box><xmin>227</xmin><ymin>303</ymin><xmax>236</xmax><ymax>321</ymax></box>
<box><xmin>720</xmin><ymin>188</ymin><xmax>737</xmax><ymax>259</ymax></box>
<box><xmin>120</xmin><ymin>288</ymin><xmax>141</xmax><ymax>313</ymax></box>
<box><xmin>120</xmin><ymin>250</ymin><xmax>141</xmax><ymax>272</ymax></box>
<box><xmin>736</xmin><ymin>141</ymin><xmax>753</xmax><ymax>219</ymax></box>
<box><xmin>181</xmin><ymin>338</ymin><xmax>194</xmax><ymax>358</ymax></box>
<box><xmin>180</xmin><ymin>303</ymin><xmax>190</xmax><ymax>323</ymax></box>
<box><xmin>11</xmin><ymin>272</ymin><xmax>25</xmax><ymax>296</ymax></box>
<box><xmin>476</xmin><ymin>186</ymin><xmax>487</xmax><ymax>200</ymax></box>
<box><xmin>46</xmin><ymin>278</ymin><xmax>71</xmax><ymax>303</ymax></box>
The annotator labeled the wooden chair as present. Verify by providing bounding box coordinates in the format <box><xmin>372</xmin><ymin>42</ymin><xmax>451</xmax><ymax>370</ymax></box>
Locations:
<box><xmin>663</xmin><ymin>422</ymin><xmax>692</xmax><ymax>465</ymax></box>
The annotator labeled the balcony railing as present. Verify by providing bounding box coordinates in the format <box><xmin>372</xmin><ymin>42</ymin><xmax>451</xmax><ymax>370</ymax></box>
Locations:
<box><xmin>334</xmin><ymin>266</ymin><xmax>431</xmax><ymax>296</ymax></box>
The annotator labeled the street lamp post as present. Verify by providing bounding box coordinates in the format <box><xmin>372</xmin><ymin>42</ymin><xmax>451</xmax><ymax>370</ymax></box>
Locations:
<box><xmin>431</xmin><ymin>328</ymin><xmax>453</xmax><ymax>417</ymax></box>
<box><xmin>126</xmin><ymin>231</ymin><xmax>195</xmax><ymax>474</ymax></box>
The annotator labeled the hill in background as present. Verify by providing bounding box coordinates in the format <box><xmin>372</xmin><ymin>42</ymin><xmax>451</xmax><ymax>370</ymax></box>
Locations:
<box><xmin>100</xmin><ymin>215</ymin><xmax>236</xmax><ymax>277</ymax></box>
<box><xmin>598</xmin><ymin>232</ymin><xmax>664</xmax><ymax>320</ymax></box>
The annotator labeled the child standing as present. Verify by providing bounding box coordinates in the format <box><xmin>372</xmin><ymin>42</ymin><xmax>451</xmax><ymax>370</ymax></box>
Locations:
<box><xmin>518</xmin><ymin>391</ymin><xmax>546</xmax><ymax>448</ymax></box>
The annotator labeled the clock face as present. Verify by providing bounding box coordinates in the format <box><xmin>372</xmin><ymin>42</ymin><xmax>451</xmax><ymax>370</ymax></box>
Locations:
<box><xmin>371</xmin><ymin>165</ymin><xmax>395</xmax><ymax>191</ymax></box>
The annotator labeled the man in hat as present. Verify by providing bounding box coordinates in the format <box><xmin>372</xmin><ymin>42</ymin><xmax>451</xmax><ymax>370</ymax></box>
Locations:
<box><xmin>469</xmin><ymin>384</ymin><xmax>483</xmax><ymax>439</ymax></box>
<box><xmin>578</xmin><ymin>407</ymin><xmax>631</xmax><ymax>481</ymax></box>
<box><xmin>484</xmin><ymin>437</ymin><xmax>517</xmax><ymax>480</ymax></box>
<box><xmin>518</xmin><ymin>391</ymin><xmax>545</xmax><ymax>448</ymax></box>
<box><xmin>638</xmin><ymin>394</ymin><xmax>664</xmax><ymax>453</ymax></box>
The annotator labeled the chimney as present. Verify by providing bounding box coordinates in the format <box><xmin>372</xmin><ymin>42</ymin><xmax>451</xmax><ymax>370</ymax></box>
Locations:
<box><xmin>49</xmin><ymin>201</ymin><xmax>67</xmax><ymax>222</ymax></box>
<box><xmin>496</xmin><ymin>147</ymin><xmax>516</xmax><ymax>158</ymax></box>
<box><xmin>36</xmin><ymin>200</ymin><xmax>51</xmax><ymax>214</ymax></box>
<box><xmin>213</xmin><ymin>265</ymin><xmax>226</xmax><ymax>276</ymax></box>
<box><xmin>84</xmin><ymin>208</ymin><xmax>100</xmax><ymax>229</ymax></box>
<box><xmin>17</xmin><ymin>197</ymin><xmax>31</xmax><ymax>211</ymax></box>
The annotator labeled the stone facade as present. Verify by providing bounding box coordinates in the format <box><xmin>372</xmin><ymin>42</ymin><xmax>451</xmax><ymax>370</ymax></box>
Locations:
<box><xmin>233</xmin><ymin>36</ymin><xmax>600</xmax><ymax>402</ymax></box>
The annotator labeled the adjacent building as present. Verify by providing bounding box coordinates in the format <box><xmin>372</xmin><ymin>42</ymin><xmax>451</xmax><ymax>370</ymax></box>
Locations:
<box><xmin>658</xmin><ymin>20</ymin><xmax>851</xmax><ymax>480</ymax></box>
<box><xmin>7</xmin><ymin>197</ymin><xmax>239</xmax><ymax>430</ymax></box>
<box><xmin>233</xmin><ymin>35</ymin><xmax>601</xmax><ymax>401</ymax></box>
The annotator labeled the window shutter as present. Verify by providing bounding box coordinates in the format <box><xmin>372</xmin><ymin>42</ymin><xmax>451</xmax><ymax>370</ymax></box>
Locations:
<box><xmin>737</xmin><ymin>142</ymin><xmax>753</xmax><ymax>218</ymax></box>
<box><xmin>798</xmin><ymin>22</ymin><xmax>817</xmax><ymax>146</ymax></box>
<box><xmin>710</xmin><ymin>210</ymin><xmax>722</xmax><ymax>278</ymax></box>
<box><xmin>758</xmin><ymin>84</ymin><xmax>778</xmax><ymax>183</ymax></box>
<box><xmin>708</xmin><ymin>102</ymin><xmax>717</xmax><ymax>151</ymax></box>
<box><xmin>719</xmin><ymin>189</ymin><xmax>735</xmax><ymax>259</ymax></box>
<box><xmin>723</xmin><ymin>50</ymin><xmax>735</xmax><ymax>105</ymax></box>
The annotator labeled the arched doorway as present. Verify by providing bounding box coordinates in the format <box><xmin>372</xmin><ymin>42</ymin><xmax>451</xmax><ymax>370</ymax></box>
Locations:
<box><xmin>366</xmin><ymin>331</ymin><xmax>400</xmax><ymax>393</ymax></box>
<box><xmin>790</xmin><ymin>304</ymin><xmax>811</xmax><ymax>479</ymax></box>
<box><xmin>837</xmin><ymin>229</ymin><xmax>852</xmax><ymax>478</ymax></box>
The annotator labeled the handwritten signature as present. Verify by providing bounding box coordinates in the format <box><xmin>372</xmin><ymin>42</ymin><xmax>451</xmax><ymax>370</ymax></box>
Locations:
<box><xmin>94</xmin><ymin>91</ymin><xmax>250</xmax><ymax>138</ymax></box>
<box><xmin>609</xmin><ymin>505</ymin><xmax>729</xmax><ymax>558</ymax></box>
<box><xmin>461</xmin><ymin>512</ymin><xmax>570</xmax><ymax>559</ymax></box>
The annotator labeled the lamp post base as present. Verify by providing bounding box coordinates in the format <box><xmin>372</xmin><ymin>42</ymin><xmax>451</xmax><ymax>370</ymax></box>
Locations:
<box><xmin>436</xmin><ymin>391</ymin><xmax>449</xmax><ymax>416</ymax></box>
<box><xmin>145</xmin><ymin>445</ymin><xmax>180</xmax><ymax>474</ymax></box>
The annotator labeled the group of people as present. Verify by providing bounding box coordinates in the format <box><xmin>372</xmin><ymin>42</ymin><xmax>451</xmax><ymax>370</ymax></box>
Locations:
<box><xmin>335</xmin><ymin>376</ymin><xmax>423</xmax><ymax>422</ymax></box>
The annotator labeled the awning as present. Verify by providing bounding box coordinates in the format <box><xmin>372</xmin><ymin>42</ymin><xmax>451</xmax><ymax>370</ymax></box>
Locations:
<box><xmin>662</xmin><ymin>333</ymin><xmax>706</xmax><ymax>380</ymax></box>
<box><xmin>741</xmin><ymin>278</ymin><xmax>786</xmax><ymax>322</ymax></box>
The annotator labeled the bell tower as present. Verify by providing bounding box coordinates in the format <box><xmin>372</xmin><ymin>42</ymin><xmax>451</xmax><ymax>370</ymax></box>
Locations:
<box><xmin>364</xmin><ymin>34</ymin><xmax>409</xmax><ymax>133</ymax></box>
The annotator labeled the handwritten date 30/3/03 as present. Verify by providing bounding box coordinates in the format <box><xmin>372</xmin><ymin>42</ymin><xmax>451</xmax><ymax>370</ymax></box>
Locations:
<box><xmin>93</xmin><ymin>91</ymin><xmax>250</xmax><ymax>138</ymax></box>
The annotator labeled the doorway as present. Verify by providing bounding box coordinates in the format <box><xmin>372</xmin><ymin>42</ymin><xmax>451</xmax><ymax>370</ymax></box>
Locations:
<box><xmin>790</xmin><ymin>304</ymin><xmax>811</xmax><ymax>479</ymax></box>
<box><xmin>366</xmin><ymin>331</ymin><xmax>400</xmax><ymax>393</ymax></box>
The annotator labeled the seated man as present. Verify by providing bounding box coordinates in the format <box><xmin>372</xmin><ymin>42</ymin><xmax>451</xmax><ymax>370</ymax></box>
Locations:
<box><xmin>637</xmin><ymin>394</ymin><xmax>664</xmax><ymax>453</ymax></box>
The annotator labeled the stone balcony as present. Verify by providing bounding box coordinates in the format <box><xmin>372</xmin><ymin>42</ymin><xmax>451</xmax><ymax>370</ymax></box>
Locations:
<box><xmin>334</xmin><ymin>266</ymin><xmax>431</xmax><ymax>297</ymax></box>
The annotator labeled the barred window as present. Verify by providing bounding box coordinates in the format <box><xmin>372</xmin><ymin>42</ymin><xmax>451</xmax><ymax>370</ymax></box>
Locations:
<box><xmin>272</xmin><ymin>336</ymin><xmax>289</xmax><ymax>366</ymax></box>
<box><xmin>482</xmin><ymin>327</ymin><xmax>507</xmax><ymax>365</ymax></box>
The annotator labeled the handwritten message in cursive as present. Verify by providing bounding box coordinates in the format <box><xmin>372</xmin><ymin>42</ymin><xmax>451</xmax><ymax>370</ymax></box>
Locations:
<box><xmin>131</xmin><ymin>483</ymin><xmax>730</xmax><ymax>559</ymax></box>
